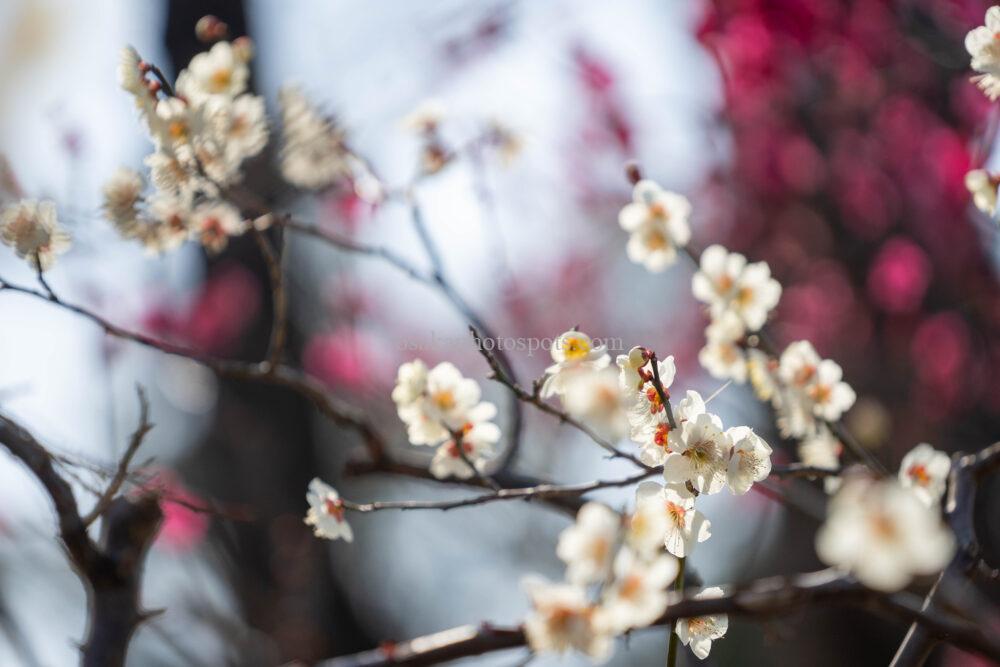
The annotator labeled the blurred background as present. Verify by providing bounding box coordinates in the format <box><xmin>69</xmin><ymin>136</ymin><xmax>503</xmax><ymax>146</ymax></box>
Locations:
<box><xmin>0</xmin><ymin>0</ymin><xmax>999</xmax><ymax>665</ymax></box>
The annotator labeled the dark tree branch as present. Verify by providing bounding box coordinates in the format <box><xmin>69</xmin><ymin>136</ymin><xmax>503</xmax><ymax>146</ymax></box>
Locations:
<box><xmin>320</xmin><ymin>569</ymin><xmax>1000</xmax><ymax>666</ymax></box>
<box><xmin>890</xmin><ymin>441</ymin><xmax>1000</xmax><ymax>667</ymax></box>
<box><xmin>0</xmin><ymin>412</ymin><xmax>163</xmax><ymax>667</ymax></box>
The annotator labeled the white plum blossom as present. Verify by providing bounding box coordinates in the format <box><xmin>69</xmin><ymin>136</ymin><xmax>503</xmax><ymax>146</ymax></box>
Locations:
<box><xmin>428</xmin><ymin>403</ymin><xmax>500</xmax><ymax>480</ymax></box>
<box><xmin>898</xmin><ymin>443</ymin><xmax>950</xmax><ymax>507</ymax></box>
<box><xmin>627</xmin><ymin>488</ymin><xmax>673</xmax><ymax>558</ymax></box>
<box><xmin>598</xmin><ymin>548</ymin><xmax>678</xmax><ymax>634</ymax></box>
<box><xmin>278</xmin><ymin>86</ymin><xmax>350</xmax><ymax>190</ymax></box>
<box><xmin>391</xmin><ymin>359</ymin><xmax>428</xmax><ymax>407</ymax></box>
<box><xmin>188</xmin><ymin>200</ymin><xmax>247</xmax><ymax>253</ymax></box>
<box><xmin>966</xmin><ymin>7</ymin><xmax>1000</xmax><ymax>100</ymax></box>
<box><xmin>101</xmin><ymin>167</ymin><xmax>144</xmax><ymax>233</ymax></box>
<box><xmin>523</xmin><ymin>577</ymin><xmax>611</xmax><ymax>661</ymax></box>
<box><xmin>692</xmin><ymin>244</ymin><xmax>781</xmax><ymax>332</ymax></box>
<box><xmin>304</xmin><ymin>478</ymin><xmax>353</xmax><ymax>542</ymax></box>
<box><xmin>391</xmin><ymin>360</ymin><xmax>499</xmax><ymax>454</ymax></box>
<box><xmin>675</xmin><ymin>587</ymin><xmax>729</xmax><ymax>660</ymax></box>
<box><xmin>726</xmin><ymin>426</ymin><xmax>772</xmax><ymax>495</ymax></box>
<box><xmin>540</xmin><ymin>330</ymin><xmax>610</xmax><ymax>399</ymax></box>
<box><xmin>0</xmin><ymin>199</ymin><xmax>70</xmax><ymax>271</ymax></box>
<box><xmin>746</xmin><ymin>348</ymin><xmax>779</xmax><ymax>402</ymax></box>
<box><xmin>778</xmin><ymin>340</ymin><xmax>856</xmax><ymax>428</ymax></box>
<box><xmin>965</xmin><ymin>169</ymin><xmax>998</xmax><ymax>217</ymax></box>
<box><xmin>698</xmin><ymin>310</ymin><xmax>747</xmax><ymax>383</ymax></box>
<box><xmin>616</xmin><ymin>345</ymin><xmax>647</xmax><ymax>392</ymax></box>
<box><xmin>175</xmin><ymin>40</ymin><xmax>249</xmax><ymax>103</ymax></box>
<box><xmin>618</xmin><ymin>179</ymin><xmax>691</xmax><ymax>272</ymax></box>
<box><xmin>635</xmin><ymin>481</ymin><xmax>711</xmax><ymax>558</ymax></box>
<box><xmin>663</xmin><ymin>402</ymin><xmax>731</xmax><ymax>495</ymax></box>
<box><xmin>625</xmin><ymin>355</ymin><xmax>675</xmax><ymax>442</ymax></box>
<box><xmin>209</xmin><ymin>93</ymin><xmax>269</xmax><ymax>164</ymax></box>
<box><xmin>816</xmin><ymin>477</ymin><xmax>954</xmax><ymax>592</ymax></box>
<box><xmin>557</xmin><ymin>502</ymin><xmax>620</xmax><ymax>585</ymax></box>
<box><xmin>798</xmin><ymin>427</ymin><xmax>843</xmax><ymax>494</ymax></box>
<box><xmin>561</xmin><ymin>367</ymin><xmax>630</xmax><ymax>441</ymax></box>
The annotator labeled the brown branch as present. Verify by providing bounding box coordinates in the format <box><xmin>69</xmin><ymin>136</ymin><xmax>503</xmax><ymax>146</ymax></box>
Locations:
<box><xmin>0</xmin><ymin>276</ymin><xmax>387</xmax><ymax>464</ymax></box>
<box><xmin>0</xmin><ymin>412</ymin><xmax>163</xmax><ymax>667</ymax></box>
<box><xmin>469</xmin><ymin>326</ymin><xmax>648</xmax><ymax>469</ymax></box>
<box><xmin>252</xmin><ymin>227</ymin><xmax>288</xmax><ymax>369</ymax></box>
<box><xmin>319</xmin><ymin>569</ymin><xmax>1000</xmax><ymax>666</ymax></box>
<box><xmin>82</xmin><ymin>386</ymin><xmax>153</xmax><ymax>526</ymax></box>
<box><xmin>339</xmin><ymin>469</ymin><xmax>656</xmax><ymax>513</ymax></box>
<box><xmin>769</xmin><ymin>462</ymin><xmax>842</xmax><ymax>479</ymax></box>
<box><xmin>646</xmin><ymin>351</ymin><xmax>678</xmax><ymax>430</ymax></box>
<box><xmin>890</xmin><ymin>441</ymin><xmax>1000</xmax><ymax>666</ymax></box>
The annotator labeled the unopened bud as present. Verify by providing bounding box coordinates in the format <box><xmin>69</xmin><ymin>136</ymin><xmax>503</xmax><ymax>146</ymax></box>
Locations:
<box><xmin>138</xmin><ymin>60</ymin><xmax>151</xmax><ymax>74</ymax></box>
<box><xmin>625</xmin><ymin>161</ymin><xmax>642</xmax><ymax>185</ymax></box>
<box><xmin>232</xmin><ymin>36</ymin><xmax>254</xmax><ymax>62</ymax></box>
<box><xmin>195</xmin><ymin>15</ymin><xmax>229</xmax><ymax>42</ymax></box>
<box><xmin>147</xmin><ymin>80</ymin><xmax>162</xmax><ymax>95</ymax></box>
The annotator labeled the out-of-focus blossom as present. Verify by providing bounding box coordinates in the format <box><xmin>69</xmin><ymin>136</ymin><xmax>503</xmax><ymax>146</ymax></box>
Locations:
<box><xmin>561</xmin><ymin>367</ymin><xmax>630</xmax><ymax>441</ymax></box>
<box><xmin>278</xmin><ymin>86</ymin><xmax>351</xmax><ymax>190</ymax></box>
<box><xmin>556</xmin><ymin>502</ymin><xmax>620</xmax><ymax>585</ymax></box>
<box><xmin>816</xmin><ymin>477</ymin><xmax>953</xmax><ymax>591</ymax></box>
<box><xmin>698</xmin><ymin>310</ymin><xmax>747</xmax><ymax>382</ymax></box>
<box><xmin>598</xmin><ymin>548</ymin><xmax>678</xmax><ymax>634</ymax></box>
<box><xmin>428</xmin><ymin>403</ymin><xmax>500</xmax><ymax>480</ymax></box>
<box><xmin>0</xmin><ymin>199</ymin><xmax>70</xmax><ymax>271</ymax></box>
<box><xmin>966</xmin><ymin>7</ymin><xmax>1000</xmax><ymax>100</ymax></box>
<box><xmin>188</xmin><ymin>200</ymin><xmax>246</xmax><ymax>253</ymax></box>
<box><xmin>692</xmin><ymin>244</ymin><xmax>781</xmax><ymax>332</ymax></box>
<box><xmin>523</xmin><ymin>577</ymin><xmax>611</xmax><ymax>660</ymax></box>
<box><xmin>965</xmin><ymin>168</ymin><xmax>998</xmax><ymax>217</ymax></box>
<box><xmin>898</xmin><ymin>443</ymin><xmax>950</xmax><ymax>507</ymax></box>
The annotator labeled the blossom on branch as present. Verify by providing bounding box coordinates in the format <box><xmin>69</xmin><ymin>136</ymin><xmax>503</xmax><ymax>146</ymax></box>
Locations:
<box><xmin>725</xmin><ymin>426</ymin><xmax>773</xmax><ymax>495</ymax></box>
<box><xmin>635</xmin><ymin>481</ymin><xmax>711</xmax><ymax>558</ymax></box>
<box><xmin>278</xmin><ymin>86</ymin><xmax>351</xmax><ymax>190</ymax></box>
<box><xmin>0</xmin><ymin>199</ymin><xmax>70</xmax><ymax>271</ymax></box>
<box><xmin>561</xmin><ymin>366</ymin><xmax>630</xmax><ymax>441</ymax></box>
<box><xmin>776</xmin><ymin>340</ymin><xmax>856</xmax><ymax>436</ymax></box>
<box><xmin>618</xmin><ymin>179</ymin><xmax>691</xmax><ymax>272</ymax></box>
<box><xmin>304</xmin><ymin>478</ymin><xmax>353</xmax><ymax>542</ymax></box>
<box><xmin>965</xmin><ymin>169</ymin><xmax>998</xmax><ymax>218</ymax></box>
<box><xmin>523</xmin><ymin>577</ymin><xmax>611</xmax><ymax>661</ymax></box>
<box><xmin>692</xmin><ymin>244</ymin><xmax>781</xmax><ymax>332</ymax></box>
<box><xmin>674</xmin><ymin>586</ymin><xmax>729</xmax><ymax>660</ymax></box>
<box><xmin>966</xmin><ymin>6</ymin><xmax>1000</xmax><ymax>100</ymax></box>
<box><xmin>898</xmin><ymin>443</ymin><xmax>950</xmax><ymax>507</ymax></box>
<box><xmin>597</xmin><ymin>547</ymin><xmax>678</xmax><ymax>634</ymax></box>
<box><xmin>540</xmin><ymin>330</ymin><xmax>610</xmax><ymax>399</ymax></box>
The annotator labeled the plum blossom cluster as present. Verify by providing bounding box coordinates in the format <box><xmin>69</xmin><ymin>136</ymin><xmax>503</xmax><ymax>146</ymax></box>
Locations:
<box><xmin>105</xmin><ymin>40</ymin><xmax>267</xmax><ymax>253</ymax></box>
<box><xmin>391</xmin><ymin>359</ymin><xmax>500</xmax><ymax>480</ymax></box>
<box><xmin>965</xmin><ymin>7</ymin><xmax>1000</xmax><ymax>219</ymax></box>
<box><xmin>524</xmin><ymin>500</ymin><xmax>727</xmax><ymax>662</ymax></box>
<box><xmin>0</xmin><ymin>199</ymin><xmax>70</xmax><ymax>271</ymax></box>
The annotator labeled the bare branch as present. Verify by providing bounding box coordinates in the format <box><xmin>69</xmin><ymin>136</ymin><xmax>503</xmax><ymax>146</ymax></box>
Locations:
<box><xmin>252</xmin><ymin>227</ymin><xmax>289</xmax><ymax>369</ymax></box>
<box><xmin>320</xmin><ymin>569</ymin><xmax>1000</xmax><ymax>666</ymax></box>
<box><xmin>0</xmin><ymin>276</ymin><xmax>388</xmax><ymax>464</ymax></box>
<box><xmin>82</xmin><ymin>386</ymin><xmax>153</xmax><ymax>526</ymax></box>
<box><xmin>0</xmin><ymin>412</ymin><xmax>162</xmax><ymax>667</ymax></box>
<box><xmin>340</xmin><ymin>469</ymin><xmax>656</xmax><ymax>513</ymax></box>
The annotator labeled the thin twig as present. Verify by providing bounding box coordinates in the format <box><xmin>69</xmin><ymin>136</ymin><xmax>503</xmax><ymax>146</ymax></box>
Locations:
<box><xmin>82</xmin><ymin>386</ymin><xmax>153</xmax><ymax>526</ymax></box>
<box><xmin>340</xmin><ymin>469</ymin><xmax>656</xmax><ymax>513</ymax></box>
<box><xmin>252</xmin><ymin>228</ymin><xmax>288</xmax><ymax>369</ymax></box>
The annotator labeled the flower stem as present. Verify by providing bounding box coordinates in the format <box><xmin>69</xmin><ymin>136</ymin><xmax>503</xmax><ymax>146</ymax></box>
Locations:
<box><xmin>667</xmin><ymin>556</ymin><xmax>686</xmax><ymax>667</ymax></box>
